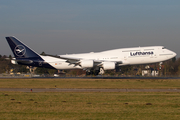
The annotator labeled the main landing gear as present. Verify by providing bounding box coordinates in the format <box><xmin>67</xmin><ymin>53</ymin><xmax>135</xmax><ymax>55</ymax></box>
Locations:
<box><xmin>86</xmin><ymin>68</ymin><xmax>104</xmax><ymax>76</ymax></box>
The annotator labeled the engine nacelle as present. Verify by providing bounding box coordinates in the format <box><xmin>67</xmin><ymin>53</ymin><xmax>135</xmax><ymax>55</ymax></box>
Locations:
<box><xmin>103</xmin><ymin>62</ymin><xmax>115</xmax><ymax>70</ymax></box>
<box><xmin>80</xmin><ymin>60</ymin><xmax>94</xmax><ymax>68</ymax></box>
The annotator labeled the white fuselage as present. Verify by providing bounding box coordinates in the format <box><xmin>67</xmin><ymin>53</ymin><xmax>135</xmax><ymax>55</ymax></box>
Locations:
<box><xmin>41</xmin><ymin>46</ymin><xmax>176</xmax><ymax>70</ymax></box>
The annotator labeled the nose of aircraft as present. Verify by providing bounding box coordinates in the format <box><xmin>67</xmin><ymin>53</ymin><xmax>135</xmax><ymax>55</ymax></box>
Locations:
<box><xmin>172</xmin><ymin>51</ymin><xmax>177</xmax><ymax>58</ymax></box>
<box><xmin>165</xmin><ymin>49</ymin><xmax>177</xmax><ymax>59</ymax></box>
<box><xmin>169</xmin><ymin>50</ymin><xmax>177</xmax><ymax>58</ymax></box>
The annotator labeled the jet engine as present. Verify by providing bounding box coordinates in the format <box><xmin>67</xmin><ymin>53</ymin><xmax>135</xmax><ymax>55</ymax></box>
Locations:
<box><xmin>80</xmin><ymin>60</ymin><xmax>94</xmax><ymax>68</ymax></box>
<box><xmin>103</xmin><ymin>62</ymin><xmax>116</xmax><ymax>70</ymax></box>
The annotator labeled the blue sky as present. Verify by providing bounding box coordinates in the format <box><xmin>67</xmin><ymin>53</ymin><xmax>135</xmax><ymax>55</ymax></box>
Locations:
<box><xmin>0</xmin><ymin>0</ymin><xmax>180</xmax><ymax>57</ymax></box>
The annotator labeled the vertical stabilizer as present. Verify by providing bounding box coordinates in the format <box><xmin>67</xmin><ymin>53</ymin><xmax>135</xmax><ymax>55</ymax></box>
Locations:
<box><xmin>6</xmin><ymin>36</ymin><xmax>41</xmax><ymax>58</ymax></box>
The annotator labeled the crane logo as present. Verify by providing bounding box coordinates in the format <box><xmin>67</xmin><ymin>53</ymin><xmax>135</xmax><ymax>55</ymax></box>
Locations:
<box><xmin>14</xmin><ymin>45</ymin><xmax>26</xmax><ymax>57</ymax></box>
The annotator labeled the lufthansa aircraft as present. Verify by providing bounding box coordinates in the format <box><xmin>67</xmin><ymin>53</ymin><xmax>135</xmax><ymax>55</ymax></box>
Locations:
<box><xmin>6</xmin><ymin>36</ymin><xmax>177</xmax><ymax>75</ymax></box>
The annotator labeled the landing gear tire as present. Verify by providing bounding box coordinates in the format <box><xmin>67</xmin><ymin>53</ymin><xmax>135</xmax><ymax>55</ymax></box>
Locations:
<box><xmin>99</xmin><ymin>68</ymin><xmax>104</xmax><ymax>75</ymax></box>
<box><xmin>86</xmin><ymin>68</ymin><xmax>104</xmax><ymax>76</ymax></box>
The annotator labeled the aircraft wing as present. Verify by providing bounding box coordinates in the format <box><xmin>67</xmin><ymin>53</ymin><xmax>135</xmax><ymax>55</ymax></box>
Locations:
<box><xmin>58</xmin><ymin>55</ymin><xmax>84</xmax><ymax>66</ymax></box>
<box><xmin>59</xmin><ymin>56</ymin><xmax>81</xmax><ymax>62</ymax></box>
<box><xmin>59</xmin><ymin>55</ymin><xmax>123</xmax><ymax>67</ymax></box>
<box><xmin>42</xmin><ymin>54</ymin><xmax>123</xmax><ymax>67</ymax></box>
<box><xmin>59</xmin><ymin>55</ymin><xmax>103</xmax><ymax>63</ymax></box>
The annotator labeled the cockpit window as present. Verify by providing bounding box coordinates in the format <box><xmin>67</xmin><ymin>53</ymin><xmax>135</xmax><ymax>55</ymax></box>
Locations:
<box><xmin>162</xmin><ymin>47</ymin><xmax>166</xmax><ymax>49</ymax></box>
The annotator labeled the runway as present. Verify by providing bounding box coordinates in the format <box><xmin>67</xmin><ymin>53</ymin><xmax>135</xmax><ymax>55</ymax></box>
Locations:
<box><xmin>1</xmin><ymin>76</ymin><xmax>180</xmax><ymax>79</ymax></box>
<box><xmin>33</xmin><ymin>76</ymin><xmax>180</xmax><ymax>79</ymax></box>
<box><xmin>1</xmin><ymin>88</ymin><xmax>180</xmax><ymax>92</ymax></box>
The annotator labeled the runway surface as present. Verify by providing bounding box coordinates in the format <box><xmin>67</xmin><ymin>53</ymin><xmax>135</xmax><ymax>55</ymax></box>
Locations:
<box><xmin>1</xmin><ymin>76</ymin><xmax>180</xmax><ymax>79</ymax></box>
<box><xmin>34</xmin><ymin>77</ymin><xmax>180</xmax><ymax>79</ymax></box>
<box><xmin>1</xmin><ymin>88</ymin><xmax>180</xmax><ymax>92</ymax></box>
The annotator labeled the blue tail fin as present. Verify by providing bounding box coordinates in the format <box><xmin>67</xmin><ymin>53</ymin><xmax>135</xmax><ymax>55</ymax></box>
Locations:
<box><xmin>6</xmin><ymin>36</ymin><xmax>41</xmax><ymax>58</ymax></box>
<box><xmin>6</xmin><ymin>36</ymin><xmax>55</xmax><ymax>69</ymax></box>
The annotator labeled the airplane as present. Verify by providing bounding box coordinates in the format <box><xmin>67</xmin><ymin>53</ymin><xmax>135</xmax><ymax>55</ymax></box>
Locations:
<box><xmin>6</xmin><ymin>36</ymin><xmax>177</xmax><ymax>75</ymax></box>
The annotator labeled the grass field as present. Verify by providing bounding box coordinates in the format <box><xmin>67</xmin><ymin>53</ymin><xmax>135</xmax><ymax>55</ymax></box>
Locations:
<box><xmin>1</xmin><ymin>92</ymin><xmax>180</xmax><ymax>120</ymax></box>
<box><xmin>0</xmin><ymin>78</ymin><xmax>180</xmax><ymax>89</ymax></box>
<box><xmin>1</xmin><ymin>78</ymin><xmax>180</xmax><ymax>120</ymax></box>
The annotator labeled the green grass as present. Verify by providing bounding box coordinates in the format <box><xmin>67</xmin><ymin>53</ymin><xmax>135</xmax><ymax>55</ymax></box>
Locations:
<box><xmin>1</xmin><ymin>78</ymin><xmax>180</xmax><ymax>89</ymax></box>
<box><xmin>1</xmin><ymin>92</ymin><xmax>180</xmax><ymax>120</ymax></box>
<box><xmin>1</xmin><ymin>78</ymin><xmax>180</xmax><ymax>119</ymax></box>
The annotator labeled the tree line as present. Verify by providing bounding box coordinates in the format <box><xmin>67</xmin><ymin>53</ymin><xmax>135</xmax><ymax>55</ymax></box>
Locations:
<box><xmin>0</xmin><ymin>54</ymin><xmax>179</xmax><ymax>76</ymax></box>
